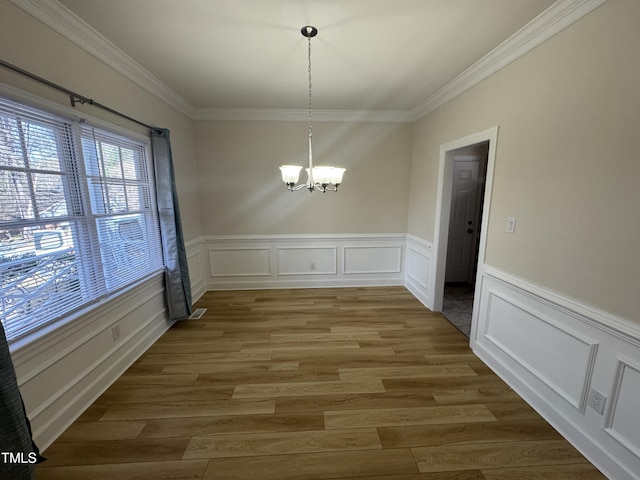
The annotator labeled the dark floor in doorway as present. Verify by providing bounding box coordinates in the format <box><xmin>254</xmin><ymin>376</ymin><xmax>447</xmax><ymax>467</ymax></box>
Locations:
<box><xmin>442</xmin><ymin>282</ymin><xmax>474</xmax><ymax>338</ymax></box>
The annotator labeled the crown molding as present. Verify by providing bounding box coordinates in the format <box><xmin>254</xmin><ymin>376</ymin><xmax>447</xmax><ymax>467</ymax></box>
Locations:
<box><xmin>10</xmin><ymin>0</ymin><xmax>195</xmax><ymax>118</ymax></box>
<box><xmin>410</xmin><ymin>0</ymin><xmax>608</xmax><ymax>121</ymax></box>
<box><xmin>11</xmin><ymin>0</ymin><xmax>606</xmax><ymax>123</ymax></box>
<box><xmin>192</xmin><ymin>107</ymin><xmax>413</xmax><ymax>123</ymax></box>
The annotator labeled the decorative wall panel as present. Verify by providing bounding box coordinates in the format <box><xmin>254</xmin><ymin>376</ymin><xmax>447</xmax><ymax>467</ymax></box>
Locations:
<box><xmin>209</xmin><ymin>247</ymin><xmax>271</xmax><ymax>277</ymax></box>
<box><xmin>404</xmin><ymin>235</ymin><xmax>433</xmax><ymax>309</ymax></box>
<box><xmin>277</xmin><ymin>247</ymin><xmax>337</xmax><ymax>275</ymax></box>
<box><xmin>607</xmin><ymin>357</ymin><xmax>640</xmax><ymax>457</ymax></box>
<box><xmin>483</xmin><ymin>289</ymin><xmax>597</xmax><ymax>410</ymax></box>
<box><xmin>344</xmin><ymin>246</ymin><xmax>402</xmax><ymax>274</ymax></box>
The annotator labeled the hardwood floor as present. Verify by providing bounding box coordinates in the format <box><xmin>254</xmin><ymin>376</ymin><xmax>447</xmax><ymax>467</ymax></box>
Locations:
<box><xmin>35</xmin><ymin>287</ymin><xmax>606</xmax><ymax>480</ymax></box>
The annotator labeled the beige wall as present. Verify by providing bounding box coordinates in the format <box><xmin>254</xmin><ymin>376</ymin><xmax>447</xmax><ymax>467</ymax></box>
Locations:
<box><xmin>408</xmin><ymin>0</ymin><xmax>640</xmax><ymax>322</ymax></box>
<box><xmin>0</xmin><ymin>0</ymin><xmax>202</xmax><ymax>241</ymax></box>
<box><xmin>195</xmin><ymin>119</ymin><xmax>412</xmax><ymax>235</ymax></box>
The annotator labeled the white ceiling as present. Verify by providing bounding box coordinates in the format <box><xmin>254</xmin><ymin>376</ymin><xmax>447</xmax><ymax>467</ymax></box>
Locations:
<box><xmin>52</xmin><ymin>0</ymin><xmax>560</xmax><ymax>118</ymax></box>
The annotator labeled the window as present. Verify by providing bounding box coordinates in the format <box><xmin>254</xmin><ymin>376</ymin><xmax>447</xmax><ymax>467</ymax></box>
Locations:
<box><xmin>0</xmin><ymin>96</ymin><xmax>163</xmax><ymax>344</ymax></box>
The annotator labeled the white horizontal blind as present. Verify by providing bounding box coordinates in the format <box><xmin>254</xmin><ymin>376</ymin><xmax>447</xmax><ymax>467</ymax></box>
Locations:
<box><xmin>0</xmin><ymin>96</ymin><xmax>163</xmax><ymax>343</ymax></box>
<box><xmin>80</xmin><ymin>126</ymin><xmax>163</xmax><ymax>292</ymax></box>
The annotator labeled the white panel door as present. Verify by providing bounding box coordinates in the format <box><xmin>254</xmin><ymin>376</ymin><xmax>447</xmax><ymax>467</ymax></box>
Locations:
<box><xmin>445</xmin><ymin>160</ymin><xmax>479</xmax><ymax>283</ymax></box>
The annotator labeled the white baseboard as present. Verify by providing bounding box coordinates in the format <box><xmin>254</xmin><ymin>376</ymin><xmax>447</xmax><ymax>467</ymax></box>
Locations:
<box><xmin>472</xmin><ymin>267</ymin><xmax>640</xmax><ymax>480</ymax></box>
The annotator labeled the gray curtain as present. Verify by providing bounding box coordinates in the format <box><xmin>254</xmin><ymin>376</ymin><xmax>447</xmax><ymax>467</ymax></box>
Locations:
<box><xmin>151</xmin><ymin>129</ymin><xmax>193</xmax><ymax>320</ymax></box>
<box><xmin>0</xmin><ymin>323</ymin><xmax>44</xmax><ymax>479</ymax></box>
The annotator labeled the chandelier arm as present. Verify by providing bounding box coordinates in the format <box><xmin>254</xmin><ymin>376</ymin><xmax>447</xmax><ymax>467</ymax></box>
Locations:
<box><xmin>288</xmin><ymin>180</ymin><xmax>340</xmax><ymax>192</ymax></box>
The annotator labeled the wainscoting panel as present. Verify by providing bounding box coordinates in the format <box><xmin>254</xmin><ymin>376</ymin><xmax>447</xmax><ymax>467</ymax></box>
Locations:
<box><xmin>483</xmin><ymin>289</ymin><xmax>597</xmax><ymax>411</ymax></box>
<box><xmin>185</xmin><ymin>237</ymin><xmax>206</xmax><ymax>302</ymax></box>
<box><xmin>209</xmin><ymin>247</ymin><xmax>271</xmax><ymax>277</ymax></box>
<box><xmin>203</xmin><ymin>234</ymin><xmax>405</xmax><ymax>290</ymax></box>
<box><xmin>404</xmin><ymin>234</ymin><xmax>433</xmax><ymax>309</ymax></box>
<box><xmin>472</xmin><ymin>267</ymin><xmax>640</xmax><ymax>480</ymax></box>
<box><xmin>278</xmin><ymin>246</ymin><xmax>337</xmax><ymax>275</ymax></box>
<box><xmin>606</xmin><ymin>356</ymin><xmax>640</xmax><ymax>458</ymax></box>
<box><xmin>344</xmin><ymin>245</ymin><xmax>402</xmax><ymax>274</ymax></box>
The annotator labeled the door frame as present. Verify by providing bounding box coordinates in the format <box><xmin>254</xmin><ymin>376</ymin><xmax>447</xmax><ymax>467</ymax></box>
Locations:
<box><xmin>430</xmin><ymin>127</ymin><xmax>498</xmax><ymax>326</ymax></box>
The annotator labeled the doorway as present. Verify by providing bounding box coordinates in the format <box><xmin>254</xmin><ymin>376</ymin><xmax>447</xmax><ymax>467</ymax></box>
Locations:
<box><xmin>441</xmin><ymin>143</ymin><xmax>488</xmax><ymax>336</ymax></box>
<box><xmin>430</xmin><ymin>127</ymin><xmax>498</xmax><ymax>341</ymax></box>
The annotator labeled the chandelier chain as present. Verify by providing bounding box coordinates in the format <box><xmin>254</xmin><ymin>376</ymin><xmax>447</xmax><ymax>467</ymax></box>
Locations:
<box><xmin>308</xmin><ymin>35</ymin><xmax>312</xmax><ymax>139</ymax></box>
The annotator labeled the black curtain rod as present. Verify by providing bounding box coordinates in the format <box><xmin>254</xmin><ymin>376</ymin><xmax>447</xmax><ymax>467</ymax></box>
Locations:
<box><xmin>0</xmin><ymin>58</ymin><xmax>163</xmax><ymax>134</ymax></box>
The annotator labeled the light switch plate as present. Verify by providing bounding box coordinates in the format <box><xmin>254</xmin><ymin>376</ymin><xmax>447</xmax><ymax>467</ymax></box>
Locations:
<box><xmin>506</xmin><ymin>217</ymin><xmax>516</xmax><ymax>234</ymax></box>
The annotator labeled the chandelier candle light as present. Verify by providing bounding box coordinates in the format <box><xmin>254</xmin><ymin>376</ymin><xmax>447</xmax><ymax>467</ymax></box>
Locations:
<box><xmin>279</xmin><ymin>26</ymin><xmax>345</xmax><ymax>192</ymax></box>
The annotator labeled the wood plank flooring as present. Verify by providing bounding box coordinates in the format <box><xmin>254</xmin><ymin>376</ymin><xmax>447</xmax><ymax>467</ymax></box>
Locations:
<box><xmin>35</xmin><ymin>287</ymin><xmax>606</xmax><ymax>480</ymax></box>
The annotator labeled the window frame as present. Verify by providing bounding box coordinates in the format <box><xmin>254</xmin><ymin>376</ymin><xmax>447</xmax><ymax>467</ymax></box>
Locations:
<box><xmin>0</xmin><ymin>89</ymin><xmax>164</xmax><ymax>346</ymax></box>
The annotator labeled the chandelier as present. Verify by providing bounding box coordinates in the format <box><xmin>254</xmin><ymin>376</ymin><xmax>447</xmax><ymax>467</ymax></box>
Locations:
<box><xmin>279</xmin><ymin>26</ymin><xmax>345</xmax><ymax>193</ymax></box>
